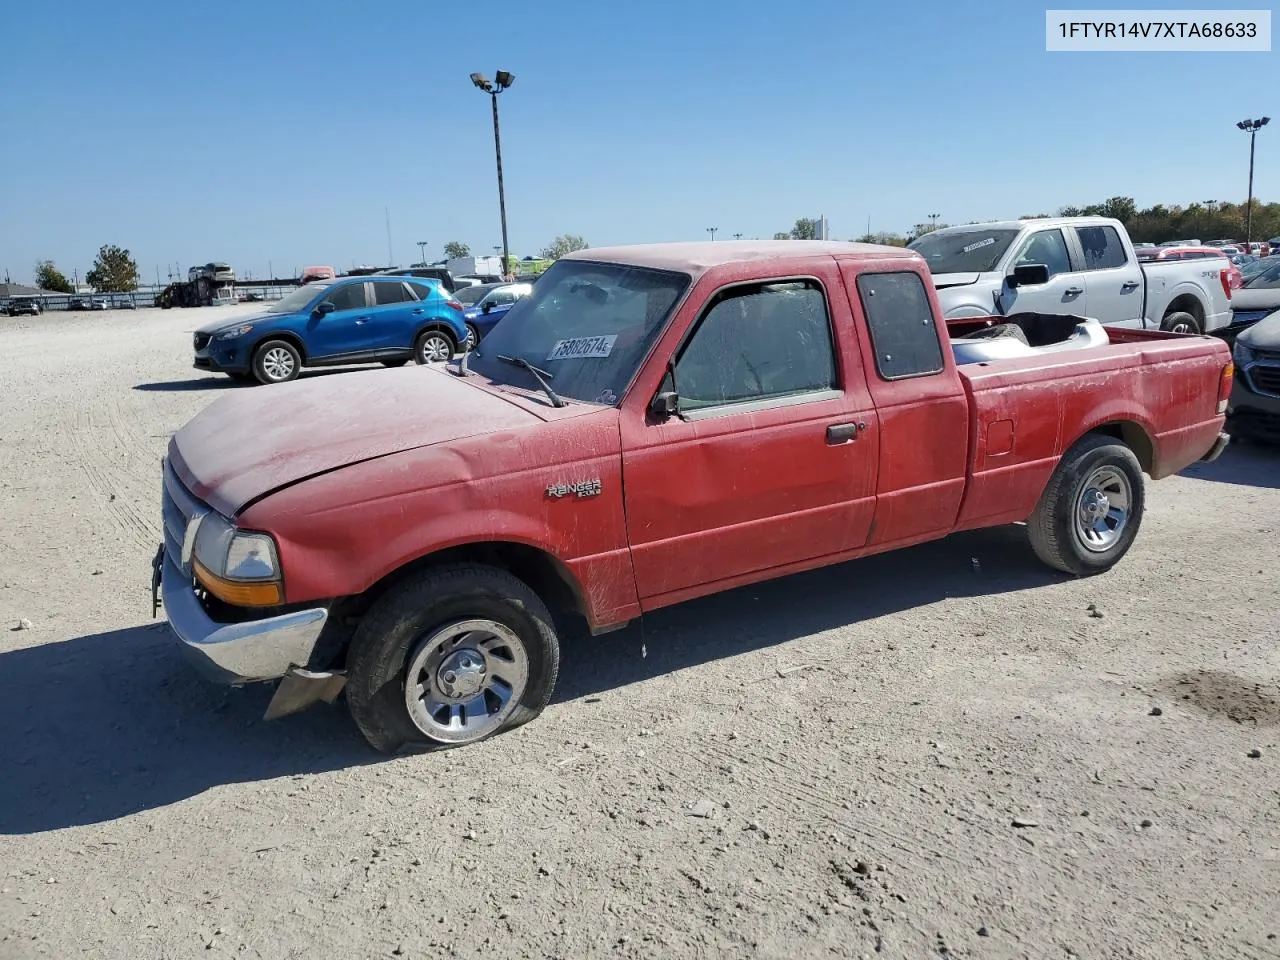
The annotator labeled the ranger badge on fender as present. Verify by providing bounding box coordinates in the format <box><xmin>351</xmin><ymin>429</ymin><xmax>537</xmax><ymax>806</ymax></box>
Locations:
<box><xmin>546</xmin><ymin>478</ymin><xmax>602</xmax><ymax>499</ymax></box>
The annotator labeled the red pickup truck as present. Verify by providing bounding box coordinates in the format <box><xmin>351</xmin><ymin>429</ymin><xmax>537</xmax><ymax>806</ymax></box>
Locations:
<box><xmin>155</xmin><ymin>241</ymin><xmax>1233</xmax><ymax>753</ymax></box>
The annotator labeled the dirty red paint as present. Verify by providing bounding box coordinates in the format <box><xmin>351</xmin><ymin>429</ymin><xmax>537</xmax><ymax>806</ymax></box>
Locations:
<box><xmin>170</xmin><ymin>243</ymin><xmax>1231</xmax><ymax>631</ymax></box>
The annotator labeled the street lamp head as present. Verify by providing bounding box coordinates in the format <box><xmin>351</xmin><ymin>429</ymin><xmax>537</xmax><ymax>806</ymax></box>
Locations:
<box><xmin>1237</xmin><ymin>119</ymin><xmax>1250</xmax><ymax>130</ymax></box>
<box><xmin>470</xmin><ymin>72</ymin><xmax>493</xmax><ymax>92</ymax></box>
<box><xmin>1261</xmin><ymin>117</ymin><xmax>1271</xmax><ymax>127</ymax></box>
<box><xmin>494</xmin><ymin>70</ymin><xmax>514</xmax><ymax>90</ymax></box>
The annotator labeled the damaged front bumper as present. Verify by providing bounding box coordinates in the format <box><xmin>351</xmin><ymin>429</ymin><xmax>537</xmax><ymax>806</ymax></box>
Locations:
<box><xmin>155</xmin><ymin>548</ymin><xmax>345</xmax><ymax>717</ymax></box>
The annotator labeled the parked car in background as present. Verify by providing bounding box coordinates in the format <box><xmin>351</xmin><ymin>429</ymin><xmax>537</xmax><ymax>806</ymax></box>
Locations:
<box><xmin>87</xmin><ymin>299</ymin><xmax>108</xmax><ymax>311</ymax></box>
<box><xmin>300</xmin><ymin>266</ymin><xmax>337</xmax><ymax>284</ymax></box>
<box><xmin>1229</xmin><ymin>253</ymin><xmax>1258</xmax><ymax>269</ymax></box>
<box><xmin>377</xmin><ymin>266</ymin><xmax>458</xmax><ymax>294</ymax></box>
<box><xmin>7</xmin><ymin>296</ymin><xmax>41</xmax><ymax>316</ymax></box>
<box><xmin>1241</xmin><ymin>255</ymin><xmax>1280</xmax><ymax>282</ymax></box>
<box><xmin>191</xmin><ymin>275</ymin><xmax>467</xmax><ymax>384</ymax></box>
<box><xmin>154</xmin><ymin>240</ymin><xmax>1232</xmax><ymax>752</ymax></box>
<box><xmin>1228</xmin><ymin>309</ymin><xmax>1280</xmax><ymax>441</ymax></box>
<box><xmin>1227</xmin><ymin>260</ymin><xmax>1280</xmax><ymax>337</ymax></box>
<box><xmin>115</xmin><ymin>298</ymin><xmax>137</xmax><ymax>309</ymax></box>
<box><xmin>67</xmin><ymin>297</ymin><xmax>88</xmax><ymax>311</ymax></box>
<box><xmin>1133</xmin><ymin>242</ymin><xmax>1155</xmax><ymax>249</ymax></box>
<box><xmin>912</xmin><ymin>217</ymin><xmax>1234</xmax><ymax>334</ymax></box>
<box><xmin>461</xmin><ymin>281</ymin><xmax>532</xmax><ymax>346</ymax></box>
<box><xmin>453</xmin><ymin>282</ymin><xmax>499</xmax><ymax>307</ymax></box>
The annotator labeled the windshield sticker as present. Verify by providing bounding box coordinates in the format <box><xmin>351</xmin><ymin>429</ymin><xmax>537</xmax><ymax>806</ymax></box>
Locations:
<box><xmin>962</xmin><ymin>237</ymin><xmax>997</xmax><ymax>253</ymax></box>
<box><xmin>546</xmin><ymin>335</ymin><xmax>617</xmax><ymax>361</ymax></box>
<box><xmin>594</xmin><ymin>388</ymin><xmax>618</xmax><ymax>405</ymax></box>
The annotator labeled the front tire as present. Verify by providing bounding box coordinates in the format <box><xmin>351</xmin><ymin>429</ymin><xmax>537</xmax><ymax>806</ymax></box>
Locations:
<box><xmin>1028</xmin><ymin>434</ymin><xmax>1145</xmax><ymax>576</ymax></box>
<box><xmin>414</xmin><ymin>329</ymin><xmax>456</xmax><ymax>364</ymax></box>
<box><xmin>252</xmin><ymin>339</ymin><xmax>302</xmax><ymax>384</ymax></box>
<box><xmin>345</xmin><ymin>564</ymin><xmax>560</xmax><ymax>754</ymax></box>
<box><xmin>381</xmin><ymin>359</ymin><xmax>409</xmax><ymax>368</ymax></box>
<box><xmin>465</xmin><ymin>322</ymin><xmax>481</xmax><ymax>349</ymax></box>
<box><xmin>1161</xmin><ymin>311</ymin><xmax>1201</xmax><ymax>335</ymax></box>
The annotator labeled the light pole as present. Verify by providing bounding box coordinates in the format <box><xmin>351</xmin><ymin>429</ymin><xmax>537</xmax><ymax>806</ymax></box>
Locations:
<box><xmin>732</xmin><ymin>232</ymin><xmax>743</xmax><ymax>240</ymax></box>
<box><xmin>1237</xmin><ymin>117</ymin><xmax>1270</xmax><ymax>244</ymax></box>
<box><xmin>471</xmin><ymin>70</ymin><xmax>515</xmax><ymax>278</ymax></box>
<box><xmin>416</xmin><ymin>241</ymin><xmax>428</xmax><ymax>266</ymax></box>
<box><xmin>706</xmin><ymin>227</ymin><xmax>718</xmax><ymax>241</ymax></box>
<box><xmin>928</xmin><ymin>213</ymin><xmax>941</xmax><ymax>232</ymax></box>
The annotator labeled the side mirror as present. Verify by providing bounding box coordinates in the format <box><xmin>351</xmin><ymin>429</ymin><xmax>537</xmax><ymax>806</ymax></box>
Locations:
<box><xmin>481</xmin><ymin>301</ymin><xmax>493</xmax><ymax>313</ymax></box>
<box><xmin>1008</xmin><ymin>263</ymin><xmax>1050</xmax><ymax>287</ymax></box>
<box><xmin>650</xmin><ymin>390</ymin><xmax>679</xmax><ymax>419</ymax></box>
<box><xmin>315</xmin><ymin>301</ymin><xmax>336</xmax><ymax>316</ymax></box>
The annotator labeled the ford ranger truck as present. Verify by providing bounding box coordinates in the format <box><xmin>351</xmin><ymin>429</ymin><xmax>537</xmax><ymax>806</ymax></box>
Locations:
<box><xmin>911</xmin><ymin>216</ymin><xmax>1233</xmax><ymax>334</ymax></box>
<box><xmin>154</xmin><ymin>241</ymin><xmax>1233</xmax><ymax>753</ymax></box>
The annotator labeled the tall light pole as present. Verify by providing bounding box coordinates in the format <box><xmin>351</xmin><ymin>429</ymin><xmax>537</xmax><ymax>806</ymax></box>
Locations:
<box><xmin>928</xmin><ymin>213</ymin><xmax>941</xmax><ymax>232</ymax></box>
<box><xmin>471</xmin><ymin>70</ymin><xmax>515</xmax><ymax>278</ymax></box>
<box><xmin>706</xmin><ymin>227</ymin><xmax>718</xmax><ymax>241</ymax></box>
<box><xmin>1237</xmin><ymin>117</ymin><xmax>1270</xmax><ymax>244</ymax></box>
<box><xmin>416</xmin><ymin>240</ymin><xmax>428</xmax><ymax>266</ymax></box>
<box><xmin>732</xmin><ymin>232</ymin><xmax>743</xmax><ymax>240</ymax></box>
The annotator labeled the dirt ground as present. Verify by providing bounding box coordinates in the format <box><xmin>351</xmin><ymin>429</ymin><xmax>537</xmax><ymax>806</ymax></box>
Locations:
<box><xmin>1</xmin><ymin>305</ymin><xmax>1278</xmax><ymax>960</ymax></box>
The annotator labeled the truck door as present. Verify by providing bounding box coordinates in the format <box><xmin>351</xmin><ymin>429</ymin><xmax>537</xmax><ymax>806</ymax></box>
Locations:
<box><xmin>999</xmin><ymin>227</ymin><xmax>1088</xmax><ymax>318</ymax></box>
<box><xmin>841</xmin><ymin>265</ymin><xmax>969</xmax><ymax>547</ymax></box>
<box><xmin>1066</xmin><ymin>223</ymin><xmax>1145</xmax><ymax>327</ymax></box>
<box><xmin>621</xmin><ymin>268</ymin><xmax>880</xmax><ymax>605</ymax></box>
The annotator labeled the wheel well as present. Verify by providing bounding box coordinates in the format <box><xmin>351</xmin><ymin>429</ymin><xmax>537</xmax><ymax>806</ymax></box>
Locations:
<box><xmin>415</xmin><ymin>322</ymin><xmax>458</xmax><ymax>349</ymax></box>
<box><xmin>252</xmin><ymin>332</ymin><xmax>308</xmax><ymax>363</ymax></box>
<box><xmin>334</xmin><ymin>541</ymin><xmax>588</xmax><ymax>629</ymax></box>
<box><xmin>1088</xmin><ymin>421</ymin><xmax>1154</xmax><ymax>474</ymax></box>
<box><xmin>1163</xmin><ymin>294</ymin><xmax>1204</xmax><ymax>325</ymax></box>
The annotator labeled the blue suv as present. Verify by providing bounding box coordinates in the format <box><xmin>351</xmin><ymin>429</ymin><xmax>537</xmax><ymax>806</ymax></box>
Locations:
<box><xmin>192</xmin><ymin>276</ymin><xmax>466</xmax><ymax>384</ymax></box>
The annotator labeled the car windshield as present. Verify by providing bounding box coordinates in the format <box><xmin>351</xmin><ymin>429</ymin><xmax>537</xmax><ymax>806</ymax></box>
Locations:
<box><xmin>455</xmin><ymin>283</ymin><xmax>497</xmax><ymax>306</ymax></box>
<box><xmin>467</xmin><ymin>259</ymin><xmax>690</xmax><ymax>405</ymax></box>
<box><xmin>266</xmin><ymin>281</ymin><xmax>330</xmax><ymax>313</ymax></box>
<box><xmin>908</xmin><ymin>229</ymin><xmax>1020</xmax><ymax>273</ymax></box>
<box><xmin>1244</xmin><ymin>263</ymin><xmax>1280</xmax><ymax>289</ymax></box>
<box><xmin>1242</xmin><ymin>258</ymin><xmax>1280</xmax><ymax>281</ymax></box>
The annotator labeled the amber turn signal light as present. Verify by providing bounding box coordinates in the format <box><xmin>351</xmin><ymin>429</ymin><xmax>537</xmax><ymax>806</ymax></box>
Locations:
<box><xmin>194</xmin><ymin>559</ymin><xmax>283</xmax><ymax>607</ymax></box>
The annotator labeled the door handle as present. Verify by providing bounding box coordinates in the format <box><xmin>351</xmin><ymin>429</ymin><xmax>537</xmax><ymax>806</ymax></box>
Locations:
<box><xmin>355</xmin><ymin>318</ymin><xmax>369</xmax><ymax>325</ymax></box>
<box><xmin>412</xmin><ymin>308</ymin><xmax>424</xmax><ymax>315</ymax></box>
<box><xmin>826</xmin><ymin>422</ymin><xmax>863</xmax><ymax>444</ymax></box>
<box><xmin>1121</xmin><ymin>280</ymin><xmax>1140</xmax><ymax>290</ymax></box>
<box><xmin>1064</xmin><ymin>286</ymin><xmax>1084</xmax><ymax>296</ymax></box>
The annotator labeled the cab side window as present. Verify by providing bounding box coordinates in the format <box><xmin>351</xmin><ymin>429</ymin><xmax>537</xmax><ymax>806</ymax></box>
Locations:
<box><xmin>326</xmin><ymin>283</ymin><xmax>367</xmax><ymax>311</ymax></box>
<box><xmin>855</xmin><ymin>271</ymin><xmax>944</xmax><ymax>380</ymax></box>
<box><xmin>674</xmin><ymin>280</ymin><xmax>836</xmax><ymax>412</ymax></box>
<box><xmin>1014</xmin><ymin>229</ymin><xmax>1072</xmax><ymax>278</ymax></box>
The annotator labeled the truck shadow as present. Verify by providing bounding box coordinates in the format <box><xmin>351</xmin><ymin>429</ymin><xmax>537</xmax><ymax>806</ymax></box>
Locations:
<box><xmin>133</xmin><ymin>370</ymin><xmax>352</xmax><ymax>392</ymax></box>
<box><xmin>555</xmin><ymin>525</ymin><xmax>1058</xmax><ymax>704</ymax></box>
<box><xmin>1178</xmin><ymin>440</ymin><xmax>1280</xmax><ymax>489</ymax></box>
<box><xmin>0</xmin><ymin>623</ymin><xmax>373</xmax><ymax>836</ymax></box>
<box><xmin>0</xmin><ymin>526</ymin><xmax>1054</xmax><ymax>836</ymax></box>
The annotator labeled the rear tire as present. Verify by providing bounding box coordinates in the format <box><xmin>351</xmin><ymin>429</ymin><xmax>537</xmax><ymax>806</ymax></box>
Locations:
<box><xmin>1161</xmin><ymin>311</ymin><xmax>1201</xmax><ymax>335</ymax></box>
<box><xmin>465</xmin><ymin>322</ymin><xmax>481</xmax><ymax>349</ymax></box>
<box><xmin>252</xmin><ymin>339</ymin><xmax>302</xmax><ymax>385</ymax></box>
<box><xmin>414</xmin><ymin>329</ymin><xmax>456</xmax><ymax>364</ymax></box>
<box><xmin>345</xmin><ymin>564</ymin><xmax>560</xmax><ymax>754</ymax></box>
<box><xmin>1028</xmin><ymin>434</ymin><xmax>1145</xmax><ymax>576</ymax></box>
<box><xmin>381</xmin><ymin>359</ymin><xmax>409</xmax><ymax>368</ymax></box>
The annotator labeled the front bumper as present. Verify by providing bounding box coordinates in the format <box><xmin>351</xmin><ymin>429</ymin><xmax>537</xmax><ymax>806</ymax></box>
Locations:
<box><xmin>158</xmin><ymin>550</ymin><xmax>329</xmax><ymax>685</ymax></box>
<box><xmin>193</xmin><ymin>336</ymin><xmax>251</xmax><ymax>374</ymax></box>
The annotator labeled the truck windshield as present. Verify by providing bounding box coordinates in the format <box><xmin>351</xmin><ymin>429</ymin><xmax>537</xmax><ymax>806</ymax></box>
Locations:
<box><xmin>467</xmin><ymin>259</ymin><xmax>690</xmax><ymax>405</ymax></box>
<box><xmin>909</xmin><ymin>229</ymin><xmax>1020</xmax><ymax>273</ymax></box>
<box><xmin>266</xmin><ymin>282</ymin><xmax>331</xmax><ymax>313</ymax></box>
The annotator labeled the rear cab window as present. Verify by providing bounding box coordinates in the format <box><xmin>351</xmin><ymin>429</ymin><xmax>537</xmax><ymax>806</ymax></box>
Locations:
<box><xmin>1074</xmin><ymin>226</ymin><xmax>1129</xmax><ymax>270</ymax></box>
<box><xmin>855</xmin><ymin>271</ymin><xmax>945</xmax><ymax>380</ymax></box>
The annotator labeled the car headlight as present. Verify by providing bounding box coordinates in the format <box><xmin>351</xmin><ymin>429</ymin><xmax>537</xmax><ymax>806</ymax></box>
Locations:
<box><xmin>216</xmin><ymin>324</ymin><xmax>254</xmax><ymax>340</ymax></box>
<box><xmin>1233</xmin><ymin>339</ymin><xmax>1254</xmax><ymax>365</ymax></box>
<box><xmin>190</xmin><ymin>512</ymin><xmax>283</xmax><ymax>606</ymax></box>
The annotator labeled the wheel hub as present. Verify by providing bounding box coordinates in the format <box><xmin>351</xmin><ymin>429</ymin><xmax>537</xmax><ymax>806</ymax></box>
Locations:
<box><xmin>436</xmin><ymin>648</ymin><xmax>487</xmax><ymax>700</ymax></box>
<box><xmin>1080</xmin><ymin>489</ymin><xmax>1110</xmax><ymax>522</ymax></box>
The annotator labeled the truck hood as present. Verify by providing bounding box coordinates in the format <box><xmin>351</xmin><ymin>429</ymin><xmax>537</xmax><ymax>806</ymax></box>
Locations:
<box><xmin>1239</xmin><ymin>308</ymin><xmax>1280</xmax><ymax>347</ymax></box>
<box><xmin>1231</xmin><ymin>286</ymin><xmax>1280</xmax><ymax>312</ymax></box>
<box><xmin>168</xmin><ymin>367</ymin><xmax>544</xmax><ymax>516</ymax></box>
<box><xmin>929</xmin><ymin>273</ymin><xmax>986</xmax><ymax>289</ymax></box>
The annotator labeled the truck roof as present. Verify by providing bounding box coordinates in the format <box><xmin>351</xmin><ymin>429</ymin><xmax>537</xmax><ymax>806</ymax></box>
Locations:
<box><xmin>930</xmin><ymin>216</ymin><xmax>1121</xmax><ymax>235</ymax></box>
<box><xmin>562</xmin><ymin>240</ymin><xmax>919</xmax><ymax>277</ymax></box>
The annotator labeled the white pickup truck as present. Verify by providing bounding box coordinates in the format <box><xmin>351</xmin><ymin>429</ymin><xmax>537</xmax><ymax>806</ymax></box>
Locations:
<box><xmin>910</xmin><ymin>216</ymin><xmax>1233</xmax><ymax>334</ymax></box>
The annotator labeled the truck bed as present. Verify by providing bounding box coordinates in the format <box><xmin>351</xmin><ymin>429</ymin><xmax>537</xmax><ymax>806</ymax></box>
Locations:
<box><xmin>947</xmin><ymin>319</ymin><xmax>1230</xmax><ymax>532</ymax></box>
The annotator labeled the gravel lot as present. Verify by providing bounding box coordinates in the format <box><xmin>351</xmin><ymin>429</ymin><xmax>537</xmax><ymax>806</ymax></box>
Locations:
<box><xmin>1</xmin><ymin>306</ymin><xmax>1278</xmax><ymax>960</ymax></box>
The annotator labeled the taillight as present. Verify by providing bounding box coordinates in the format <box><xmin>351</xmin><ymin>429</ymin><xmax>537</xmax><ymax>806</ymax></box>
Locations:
<box><xmin>1217</xmin><ymin>360</ymin><xmax>1234</xmax><ymax>414</ymax></box>
<box><xmin>446</xmin><ymin>299</ymin><xmax>463</xmax><ymax>311</ymax></box>
<box><xmin>1220</xmin><ymin>268</ymin><xmax>1232</xmax><ymax>300</ymax></box>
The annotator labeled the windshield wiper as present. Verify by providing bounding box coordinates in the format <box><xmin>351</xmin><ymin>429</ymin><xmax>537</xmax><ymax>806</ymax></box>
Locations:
<box><xmin>496</xmin><ymin>354</ymin><xmax>567</xmax><ymax>408</ymax></box>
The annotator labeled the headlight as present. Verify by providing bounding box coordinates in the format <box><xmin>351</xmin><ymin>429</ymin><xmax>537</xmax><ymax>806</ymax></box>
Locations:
<box><xmin>1233</xmin><ymin>339</ymin><xmax>1254</xmax><ymax>365</ymax></box>
<box><xmin>190</xmin><ymin>512</ymin><xmax>283</xmax><ymax>606</ymax></box>
<box><xmin>216</xmin><ymin>324</ymin><xmax>254</xmax><ymax>340</ymax></box>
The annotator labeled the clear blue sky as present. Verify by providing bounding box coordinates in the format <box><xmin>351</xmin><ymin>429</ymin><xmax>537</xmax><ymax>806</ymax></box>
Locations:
<box><xmin>1</xmin><ymin>0</ymin><xmax>1273</xmax><ymax>285</ymax></box>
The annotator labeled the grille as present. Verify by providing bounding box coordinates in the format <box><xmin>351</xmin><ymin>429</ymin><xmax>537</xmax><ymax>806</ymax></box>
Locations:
<box><xmin>1248</xmin><ymin>364</ymin><xmax>1280</xmax><ymax>397</ymax></box>
<box><xmin>193</xmin><ymin>332</ymin><xmax>211</xmax><ymax>350</ymax></box>
<box><xmin>1253</xmin><ymin>348</ymin><xmax>1280</xmax><ymax>363</ymax></box>
<box><xmin>161</xmin><ymin>459</ymin><xmax>207</xmax><ymax>573</ymax></box>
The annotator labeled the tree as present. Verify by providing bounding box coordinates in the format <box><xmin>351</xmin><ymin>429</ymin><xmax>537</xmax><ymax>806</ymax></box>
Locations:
<box><xmin>443</xmin><ymin>241</ymin><xmax>471</xmax><ymax>259</ymax></box>
<box><xmin>34</xmin><ymin>260</ymin><xmax>73</xmax><ymax>293</ymax></box>
<box><xmin>85</xmin><ymin>244</ymin><xmax>139</xmax><ymax>292</ymax></box>
<box><xmin>855</xmin><ymin>232</ymin><xmax>909</xmax><ymax>247</ymax></box>
<box><xmin>539</xmin><ymin>234</ymin><xmax>589</xmax><ymax>260</ymax></box>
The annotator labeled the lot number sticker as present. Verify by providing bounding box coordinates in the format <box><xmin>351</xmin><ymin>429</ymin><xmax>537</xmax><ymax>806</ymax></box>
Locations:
<box><xmin>546</xmin><ymin>335</ymin><xmax>617</xmax><ymax>361</ymax></box>
<box><xmin>962</xmin><ymin>237</ymin><xmax>997</xmax><ymax>253</ymax></box>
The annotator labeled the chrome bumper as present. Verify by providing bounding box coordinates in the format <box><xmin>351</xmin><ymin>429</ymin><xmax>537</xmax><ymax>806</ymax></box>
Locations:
<box><xmin>159</xmin><ymin>551</ymin><xmax>328</xmax><ymax>685</ymax></box>
<box><xmin>1200</xmin><ymin>431</ymin><xmax>1230</xmax><ymax>463</ymax></box>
